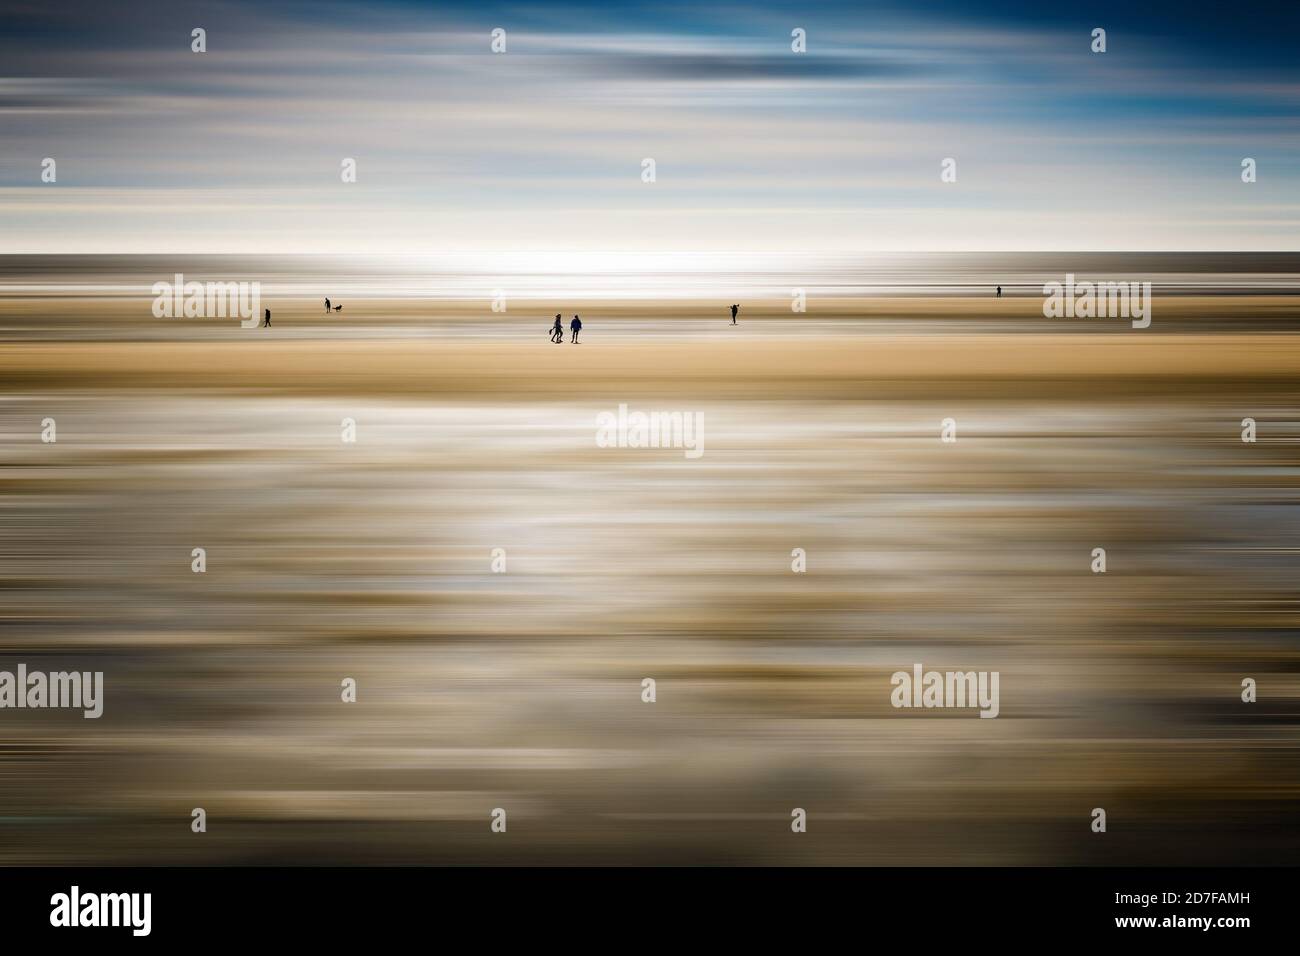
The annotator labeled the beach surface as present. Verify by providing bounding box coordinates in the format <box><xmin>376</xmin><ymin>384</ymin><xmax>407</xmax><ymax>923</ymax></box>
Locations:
<box><xmin>2</xmin><ymin>284</ymin><xmax>1299</xmax><ymax>865</ymax></box>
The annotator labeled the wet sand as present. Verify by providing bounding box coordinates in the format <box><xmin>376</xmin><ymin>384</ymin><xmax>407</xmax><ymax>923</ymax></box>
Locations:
<box><xmin>2</xmin><ymin>295</ymin><xmax>1299</xmax><ymax>865</ymax></box>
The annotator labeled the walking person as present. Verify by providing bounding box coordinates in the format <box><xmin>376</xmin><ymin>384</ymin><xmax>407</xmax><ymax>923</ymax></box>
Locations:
<box><xmin>731</xmin><ymin>303</ymin><xmax>739</xmax><ymax>324</ymax></box>
<box><xmin>325</xmin><ymin>297</ymin><xmax>331</xmax><ymax>313</ymax></box>
<box><xmin>570</xmin><ymin>314</ymin><xmax>582</xmax><ymax>343</ymax></box>
<box><xmin>549</xmin><ymin>314</ymin><xmax>564</xmax><ymax>343</ymax></box>
<box><xmin>996</xmin><ymin>286</ymin><xmax>1002</xmax><ymax>299</ymax></box>
<box><xmin>262</xmin><ymin>308</ymin><xmax>271</xmax><ymax>328</ymax></box>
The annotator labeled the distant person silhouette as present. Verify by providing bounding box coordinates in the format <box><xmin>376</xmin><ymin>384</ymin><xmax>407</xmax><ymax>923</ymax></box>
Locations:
<box><xmin>261</xmin><ymin>308</ymin><xmax>271</xmax><ymax>328</ymax></box>
<box><xmin>550</xmin><ymin>314</ymin><xmax>564</xmax><ymax>343</ymax></box>
<box><xmin>996</xmin><ymin>286</ymin><xmax>1002</xmax><ymax>298</ymax></box>
<box><xmin>570</xmin><ymin>315</ymin><xmax>582</xmax><ymax>343</ymax></box>
<box><xmin>325</xmin><ymin>297</ymin><xmax>331</xmax><ymax>313</ymax></box>
<box><xmin>731</xmin><ymin>303</ymin><xmax>739</xmax><ymax>324</ymax></box>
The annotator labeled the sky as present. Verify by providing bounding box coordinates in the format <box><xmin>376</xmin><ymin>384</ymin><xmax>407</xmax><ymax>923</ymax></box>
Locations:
<box><xmin>1</xmin><ymin>0</ymin><xmax>1298</xmax><ymax>258</ymax></box>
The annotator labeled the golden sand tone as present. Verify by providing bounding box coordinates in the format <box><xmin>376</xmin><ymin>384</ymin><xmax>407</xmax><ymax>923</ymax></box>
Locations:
<box><xmin>2</xmin><ymin>291</ymin><xmax>1299</xmax><ymax>866</ymax></box>
<box><xmin>6</xmin><ymin>334</ymin><xmax>1299</xmax><ymax>398</ymax></box>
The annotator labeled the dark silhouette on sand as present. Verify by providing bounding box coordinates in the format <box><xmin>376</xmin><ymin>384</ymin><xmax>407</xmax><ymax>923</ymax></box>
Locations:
<box><xmin>996</xmin><ymin>286</ymin><xmax>1002</xmax><ymax>298</ymax></box>
<box><xmin>550</xmin><ymin>314</ymin><xmax>564</xmax><ymax>343</ymax></box>
<box><xmin>261</xmin><ymin>308</ymin><xmax>271</xmax><ymax>328</ymax></box>
<box><xmin>333</xmin><ymin>305</ymin><xmax>342</xmax><ymax>312</ymax></box>
<box><xmin>325</xmin><ymin>297</ymin><xmax>331</xmax><ymax>313</ymax></box>
<box><xmin>570</xmin><ymin>315</ymin><xmax>582</xmax><ymax>343</ymax></box>
<box><xmin>731</xmin><ymin>303</ymin><xmax>739</xmax><ymax>324</ymax></box>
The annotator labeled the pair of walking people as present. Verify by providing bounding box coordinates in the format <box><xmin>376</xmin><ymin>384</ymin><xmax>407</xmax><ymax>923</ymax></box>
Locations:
<box><xmin>550</xmin><ymin>314</ymin><xmax>581</xmax><ymax>343</ymax></box>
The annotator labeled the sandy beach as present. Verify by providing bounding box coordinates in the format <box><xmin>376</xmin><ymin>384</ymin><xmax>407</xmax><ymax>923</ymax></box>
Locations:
<box><xmin>2</xmin><ymin>285</ymin><xmax>1299</xmax><ymax>865</ymax></box>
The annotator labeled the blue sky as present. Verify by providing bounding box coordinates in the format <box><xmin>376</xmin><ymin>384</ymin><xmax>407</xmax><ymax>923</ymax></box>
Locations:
<box><xmin>1</xmin><ymin>0</ymin><xmax>1297</xmax><ymax>255</ymax></box>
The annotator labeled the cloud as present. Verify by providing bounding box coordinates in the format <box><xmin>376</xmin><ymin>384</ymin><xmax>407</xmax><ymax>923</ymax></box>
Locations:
<box><xmin>1</xmin><ymin>0</ymin><xmax>1297</xmax><ymax>252</ymax></box>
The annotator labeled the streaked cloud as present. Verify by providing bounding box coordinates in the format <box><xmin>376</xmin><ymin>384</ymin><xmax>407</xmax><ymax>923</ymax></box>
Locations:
<box><xmin>1</xmin><ymin>0</ymin><xmax>1297</xmax><ymax>252</ymax></box>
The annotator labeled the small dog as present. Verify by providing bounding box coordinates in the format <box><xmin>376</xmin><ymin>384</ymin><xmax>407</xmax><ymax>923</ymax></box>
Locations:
<box><xmin>333</xmin><ymin>305</ymin><xmax>343</xmax><ymax>312</ymax></box>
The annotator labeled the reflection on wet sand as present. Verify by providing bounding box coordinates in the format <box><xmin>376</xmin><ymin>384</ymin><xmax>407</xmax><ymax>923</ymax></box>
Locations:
<box><xmin>1</xmin><ymin>292</ymin><xmax>1299</xmax><ymax>865</ymax></box>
